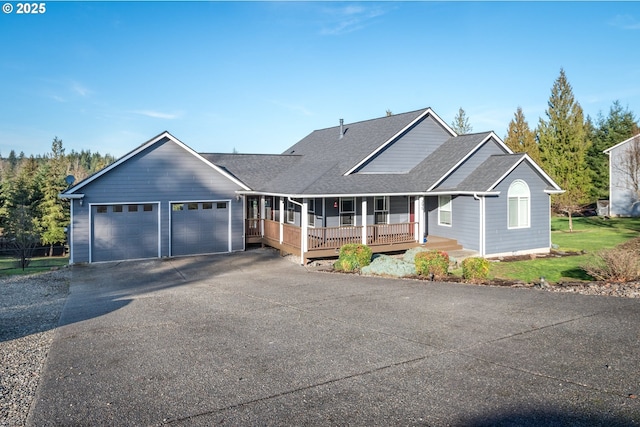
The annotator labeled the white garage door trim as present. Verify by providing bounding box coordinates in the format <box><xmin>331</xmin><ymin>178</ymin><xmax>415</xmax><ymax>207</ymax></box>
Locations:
<box><xmin>89</xmin><ymin>201</ymin><xmax>161</xmax><ymax>263</ymax></box>
<box><xmin>169</xmin><ymin>199</ymin><xmax>232</xmax><ymax>257</ymax></box>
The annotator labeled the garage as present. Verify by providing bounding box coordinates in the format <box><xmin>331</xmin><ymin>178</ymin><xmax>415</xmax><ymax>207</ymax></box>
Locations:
<box><xmin>91</xmin><ymin>203</ymin><xmax>160</xmax><ymax>262</ymax></box>
<box><xmin>170</xmin><ymin>201</ymin><xmax>230</xmax><ymax>256</ymax></box>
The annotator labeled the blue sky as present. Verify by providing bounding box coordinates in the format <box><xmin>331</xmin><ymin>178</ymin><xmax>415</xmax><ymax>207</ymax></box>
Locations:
<box><xmin>1</xmin><ymin>1</ymin><xmax>639</xmax><ymax>158</ymax></box>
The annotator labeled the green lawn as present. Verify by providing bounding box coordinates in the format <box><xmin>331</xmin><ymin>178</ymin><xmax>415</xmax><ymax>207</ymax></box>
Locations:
<box><xmin>489</xmin><ymin>217</ymin><xmax>640</xmax><ymax>284</ymax></box>
<box><xmin>0</xmin><ymin>256</ymin><xmax>69</xmax><ymax>276</ymax></box>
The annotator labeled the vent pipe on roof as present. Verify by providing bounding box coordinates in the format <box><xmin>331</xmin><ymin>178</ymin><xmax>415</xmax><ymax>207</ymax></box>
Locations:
<box><xmin>339</xmin><ymin>119</ymin><xmax>344</xmax><ymax>139</ymax></box>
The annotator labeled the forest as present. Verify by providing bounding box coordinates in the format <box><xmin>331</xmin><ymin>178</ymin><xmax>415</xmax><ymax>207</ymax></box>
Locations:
<box><xmin>0</xmin><ymin>138</ymin><xmax>115</xmax><ymax>265</ymax></box>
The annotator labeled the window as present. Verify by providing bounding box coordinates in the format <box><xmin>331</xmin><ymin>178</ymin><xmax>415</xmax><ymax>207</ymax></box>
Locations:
<box><xmin>217</xmin><ymin>202</ymin><xmax>227</xmax><ymax>209</ymax></box>
<box><xmin>340</xmin><ymin>197</ymin><xmax>355</xmax><ymax>226</ymax></box>
<box><xmin>113</xmin><ymin>205</ymin><xmax>123</xmax><ymax>213</ymax></box>
<box><xmin>188</xmin><ymin>203</ymin><xmax>199</xmax><ymax>210</ymax></box>
<box><xmin>438</xmin><ymin>195</ymin><xmax>452</xmax><ymax>226</ymax></box>
<box><xmin>172</xmin><ymin>203</ymin><xmax>184</xmax><ymax>211</ymax></box>
<box><xmin>307</xmin><ymin>199</ymin><xmax>315</xmax><ymax>227</ymax></box>
<box><xmin>97</xmin><ymin>206</ymin><xmax>107</xmax><ymax>214</ymax></box>
<box><xmin>202</xmin><ymin>202</ymin><xmax>212</xmax><ymax>210</ymax></box>
<box><xmin>143</xmin><ymin>204</ymin><xmax>153</xmax><ymax>212</ymax></box>
<box><xmin>374</xmin><ymin>196</ymin><xmax>388</xmax><ymax>224</ymax></box>
<box><xmin>128</xmin><ymin>204</ymin><xmax>138</xmax><ymax>212</ymax></box>
<box><xmin>508</xmin><ymin>180</ymin><xmax>530</xmax><ymax>228</ymax></box>
<box><xmin>286</xmin><ymin>200</ymin><xmax>295</xmax><ymax>223</ymax></box>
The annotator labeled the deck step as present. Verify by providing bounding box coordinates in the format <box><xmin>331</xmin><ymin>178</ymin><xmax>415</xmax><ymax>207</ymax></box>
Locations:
<box><xmin>422</xmin><ymin>236</ymin><xmax>463</xmax><ymax>251</ymax></box>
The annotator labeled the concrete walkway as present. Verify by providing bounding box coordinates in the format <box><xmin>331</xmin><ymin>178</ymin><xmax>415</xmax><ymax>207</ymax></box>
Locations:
<box><xmin>28</xmin><ymin>249</ymin><xmax>640</xmax><ymax>426</ymax></box>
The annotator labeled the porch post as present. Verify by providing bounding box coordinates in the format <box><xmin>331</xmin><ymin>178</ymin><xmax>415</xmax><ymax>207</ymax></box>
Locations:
<box><xmin>361</xmin><ymin>197</ymin><xmax>367</xmax><ymax>245</ymax></box>
<box><xmin>301</xmin><ymin>199</ymin><xmax>308</xmax><ymax>253</ymax></box>
<box><xmin>418</xmin><ymin>196</ymin><xmax>426</xmax><ymax>244</ymax></box>
<box><xmin>279</xmin><ymin>197</ymin><xmax>284</xmax><ymax>243</ymax></box>
<box><xmin>260</xmin><ymin>195</ymin><xmax>266</xmax><ymax>237</ymax></box>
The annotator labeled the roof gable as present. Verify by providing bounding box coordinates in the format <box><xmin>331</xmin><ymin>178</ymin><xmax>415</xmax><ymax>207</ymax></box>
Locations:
<box><xmin>603</xmin><ymin>134</ymin><xmax>640</xmax><ymax>154</ymax></box>
<box><xmin>61</xmin><ymin>131</ymin><xmax>250</xmax><ymax>195</ymax></box>
<box><xmin>454</xmin><ymin>153</ymin><xmax>563</xmax><ymax>193</ymax></box>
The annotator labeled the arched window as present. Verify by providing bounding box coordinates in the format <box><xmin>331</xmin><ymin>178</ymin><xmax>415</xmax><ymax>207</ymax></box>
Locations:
<box><xmin>508</xmin><ymin>180</ymin><xmax>530</xmax><ymax>228</ymax></box>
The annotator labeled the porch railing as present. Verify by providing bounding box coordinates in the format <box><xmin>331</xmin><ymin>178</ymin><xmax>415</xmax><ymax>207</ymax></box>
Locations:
<box><xmin>245</xmin><ymin>219</ymin><xmax>261</xmax><ymax>238</ymax></box>
<box><xmin>248</xmin><ymin>220</ymin><xmax>416</xmax><ymax>252</ymax></box>
<box><xmin>307</xmin><ymin>226</ymin><xmax>362</xmax><ymax>250</ymax></box>
<box><xmin>365</xmin><ymin>222</ymin><xmax>415</xmax><ymax>246</ymax></box>
<box><xmin>307</xmin><ymin>222</ymin><xmax>416</xmax><ymax>250</ymax></box>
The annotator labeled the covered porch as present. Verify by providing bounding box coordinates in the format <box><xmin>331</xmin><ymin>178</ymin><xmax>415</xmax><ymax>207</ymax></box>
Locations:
<box><xmin>244</xmin><ymin>193</ymin><xmax>462</xmax><ymax>263</ymax></box>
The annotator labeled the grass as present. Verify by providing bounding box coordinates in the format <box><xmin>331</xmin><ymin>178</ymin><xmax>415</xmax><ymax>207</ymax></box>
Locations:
<box><xmin>489</xmin><ymin>216</ymin><xmax>640</xmax><ymax>284</ymax></box>
<box><xmin>0</xmin><ymin>256</ymin><xmax>69</xmax><ymax>276</ymax></box>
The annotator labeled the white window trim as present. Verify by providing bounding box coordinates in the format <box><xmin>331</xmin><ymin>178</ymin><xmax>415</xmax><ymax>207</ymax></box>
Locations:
<box><xmin>438</xmin><ymin>195</ymin><xmax>452</xmax><ymax>227</ymax></box>
<box><xmin>286</xmin><ymin>199</ymin><xmax>295</xmax><ymax>224</ymax></box>
<box><xmin>508</xmin><ymin>180</ymin><xmax>531</xmax><ymax>229</ymax></box>
<box><xmin>307</xmin><ymin>198</ymin><xmax>315</xmax><ymax>227</ymax></box>
<box><xmin>340</xmin><ymin>197</ymin><xmax>356</xmax><ymax>226</ymax></box>
<box><xmin>374</xmin><ymin>196</ymin><xmax>389</xmax><ymax>224</ymax></box>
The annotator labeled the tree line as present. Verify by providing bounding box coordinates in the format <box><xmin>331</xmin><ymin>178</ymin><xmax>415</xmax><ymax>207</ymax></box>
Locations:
<box><xmin>0</xmin><ymin>138</ymin><xmax>115</xmax><ymax>265</ymax></box>
<box><xmin>453</xmin><ymin>69</ymin><xmax>640</xmax><ymax>231</ymax></box>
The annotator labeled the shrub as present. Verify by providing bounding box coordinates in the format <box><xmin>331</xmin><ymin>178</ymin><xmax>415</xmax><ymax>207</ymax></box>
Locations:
<box><xmin>333</xmin><ymin>243</ymin><xmax>372</xmax><ymax>272</ymax></box>
<box><xmin>582</xmin><ymin>248</ymin><xmax>640</xmax><ymax>282</ymax></box>
<box><xmin>415</xmin><ymin>250</ymin><xmax>449</xmax><ymax>279</ymax></box>
<box><xmin>461</xmin><ymin>257</ymin><xmax>490</xmax><ymax>281</ymax></box>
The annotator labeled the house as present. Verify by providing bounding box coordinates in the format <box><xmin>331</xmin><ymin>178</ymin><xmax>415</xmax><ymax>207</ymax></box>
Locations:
<box><xmin>60</xmin><ymin>107</ymin><xmax>562</xmax><ymax>264</ymax></box>
<box><xmin>604</xmin><ymin>134</ymin><xmax>640</xmax><ymax>217</ymax></box>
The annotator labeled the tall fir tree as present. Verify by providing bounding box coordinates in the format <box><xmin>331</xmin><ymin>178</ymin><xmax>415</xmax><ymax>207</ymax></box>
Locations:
<box><xmin>36</xmin><ymin>137</ymin><xmax>69</xmax><ymax>256</ymax></box>
<box><xmin>504</xmin><ymin>107</ymin><xmax>541</xmax><ymax>164</ymax></box>
<box><xmin>538</xmin><ymin>68</ymin><xmax>592</xmax><ymax>231</ymax></box>
<box><xmin>587</xmin><ymin>101</ymin><xmax>639</xmax><ymax>200</ymax></box>
<box><xmin>450</xmin><ymin>107</ymin><xmax>473</xmax><ymax>135</ymax></box>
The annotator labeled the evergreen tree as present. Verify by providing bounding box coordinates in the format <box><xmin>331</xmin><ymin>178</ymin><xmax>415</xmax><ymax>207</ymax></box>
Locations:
<box><xmin>587</xmin><ymin>101</ymin><xmax>639</xmax><ymax>200</ymax></box>
<box><xmin>504</xmin><ymin>107</ymin><xmax>541</xmax><ymax>164</ymax></box>
<box><xmin>36</xmin><ymin>137</ymin><xmax>69</xmax><ymax>256</ymax></box>
<box><xmin>1</xmin><ymin>160</ymin><xmax>40</xmax><ymax>268</ymax></box>
<box><xmin>538</xmin><ymin>68</ymin><xmax>592</xmax><ymax>231</ymax></box>
<box><xmin>451</xmin><ymin>107</ymin><xmax>473</xmax><ymax>135</ymax></box>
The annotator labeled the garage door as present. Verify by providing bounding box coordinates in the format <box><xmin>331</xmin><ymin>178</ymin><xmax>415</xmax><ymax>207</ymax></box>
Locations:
<box><xmin>171</xmin><ymin>201</ymin><xmax>229</xmax><ymax>256</ymax></box>
<box><xmin>91</xmin><ymin>204</ymin><xmax>159</xmax><ymax>262</ymax></box>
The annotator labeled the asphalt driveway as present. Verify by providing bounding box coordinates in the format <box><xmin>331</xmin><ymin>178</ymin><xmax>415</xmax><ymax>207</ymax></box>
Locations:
<box><xmin>28</xmin><ymin>249</ymin><xmax>640</xmax><ymax>426</ymax></box>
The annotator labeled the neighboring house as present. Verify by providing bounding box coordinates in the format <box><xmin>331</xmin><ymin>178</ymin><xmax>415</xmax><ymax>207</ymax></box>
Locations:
<box><xmin>604</xmin><ymin>135</ymin><xmax>640</xmax><ymax>217</ymax></box>
<box><xmin>60</xmin><ymin>107</ymin><xmax>562</xmax><ymax>264</ymax></box>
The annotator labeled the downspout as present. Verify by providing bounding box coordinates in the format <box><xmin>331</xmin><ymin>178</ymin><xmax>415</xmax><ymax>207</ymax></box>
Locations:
<box><xmin>474</xmin><ymin>193</ymin><xmax>485</xmax><ymax>256</ymax></box>
<box><xmin>287</xmin><ymin>197</ymin><xmax>305</xmax><ymax>264</ymax></box>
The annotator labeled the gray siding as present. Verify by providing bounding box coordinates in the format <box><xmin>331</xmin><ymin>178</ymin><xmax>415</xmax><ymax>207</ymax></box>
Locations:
<box><xmin>609</xmin><ymin>142</ymin><xmax>640</xmax><ymax>217</ymax></box>
<box><xmin>358</xmin><ymin>115</ymin><xmax>451</xmax><ymax>173</ymax></box>
<box><xmin>70</xmin><ymin>137</ymin><xmax>245</xmax><ymax>263</ymax></box>
<box><xmin>437</xmin><ymin>138</ymin><xmax>509</xmax><ymax>189</ymax></box>
<box><xmin>484</xmin><ymin>163</ymin><xmax>551</xmax><ymax>256</ymax></box>
<box><xmin>426</xmin><ymin>196</ymin><xmax>480</xmax><ymax>251</ymax></box>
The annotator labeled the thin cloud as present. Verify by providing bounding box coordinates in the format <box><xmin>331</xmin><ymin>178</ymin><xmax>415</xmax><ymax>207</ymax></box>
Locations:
<box><xmin>271</xmin><ymin>100</ymin><xmax>313</xmax><ymax>117</ymax></box>
<box><xmin>320</xmin><ymin>4</ymin><xmax>389</xmax><ymax>36</ymax></box>
<box><xmin>71</xmin><ymin>81</ymin><xmax>92</xmax><ymax>97</ymax></box>
<box><xmin>608</xmin><ymin>14</ymin><xmax>640</xmax><ymax>30</ymax></box>
<box><xmin>132</xmin><ymin>110</ymin><xmax>182</xmax><ymax>120</ymax></box>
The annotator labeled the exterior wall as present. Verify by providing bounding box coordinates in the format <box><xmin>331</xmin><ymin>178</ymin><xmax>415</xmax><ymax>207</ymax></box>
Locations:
<box><xmin>483</xmin><ymin>163</ymin><xmax>551</xmax><ymax>256</ymax></box>
<box><xmin>609</xmin><ymin>141</ymin><xmax>640</xmax><ymax>217</ymax></box>
<box><xmin>70</xmin><ymin>137</ymin><xmax>245</xmax><ymax>263</ymax></box>
<box><xmin>362</xmin><ymin>196</ymin><xmax>411</xmax><ymax>224</ymax></box>
<box><xmin>426</xmin><ymin>195</ymin><xmax>480</xmax><ymax>251</ymax></box>
<box><xmin>437</xmin><ymin>138</ymin><xmax>509</xmax><ymax>188</ymax></box>
<box><xmin>357</xmin><ymin>115</ymin><xmax>452</xmax><ymax>173</ymax></box>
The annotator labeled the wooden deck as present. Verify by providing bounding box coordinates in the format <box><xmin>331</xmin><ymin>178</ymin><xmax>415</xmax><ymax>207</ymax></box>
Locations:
<box><xmin>246</xmin><ymin>220</ymin><xmax>462</xmax><ymax>263</ymax></box>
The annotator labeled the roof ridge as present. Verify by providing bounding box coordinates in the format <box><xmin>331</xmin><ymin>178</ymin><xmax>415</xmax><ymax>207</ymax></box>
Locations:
<box><xmin>310</xmin><ymin>107</ymin><xmax>430</xmax><ymax>132</ymax></box>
